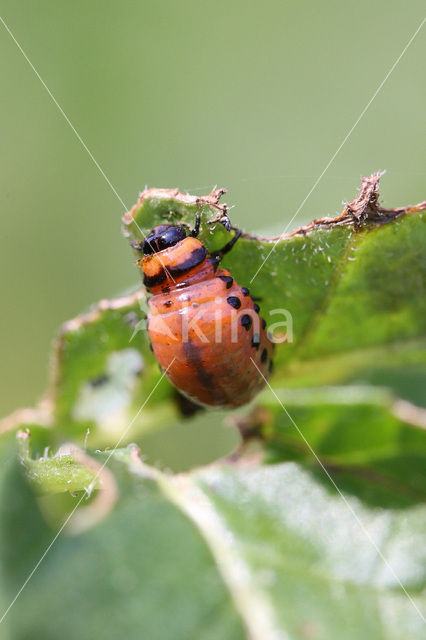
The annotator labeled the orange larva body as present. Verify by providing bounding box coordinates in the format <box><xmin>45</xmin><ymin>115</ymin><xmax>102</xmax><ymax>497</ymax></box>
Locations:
<box><xmin>140</xmin><ymin>233</ymin><xmax>274</xmax><ymax>408</ymax></box>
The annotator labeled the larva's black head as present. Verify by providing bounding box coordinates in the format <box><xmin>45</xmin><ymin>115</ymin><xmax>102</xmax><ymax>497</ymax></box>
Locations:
<box><xmin>143</xmin><ymin>225</ymin><xmax>187</xmax><ymax>255</ymax></box>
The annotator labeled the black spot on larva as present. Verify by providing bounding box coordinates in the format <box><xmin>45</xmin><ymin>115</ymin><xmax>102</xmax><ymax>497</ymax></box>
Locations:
<box><xmin>262</xmin><ymin>318</ymin><xmax>266</xmax><ymax>330</ymax></box>
<box><xmin>252</xmin><ymin>333</ymin><xmax>261</xmax><ymax>349</ymax></box>
<box><xmin>269</xmin><ymin>360</ymin><xmax>274</xmax><ymax>373</ymax></box>
<box><xmin>227</xmin><ymin>296</ymin><xmax>241</xmax><ymax>309</ymax></box>
<box><xmin>241</xmin><ymin>287</ymin><xmax>250</xmax><ymax>296</ymax></box>
<box><xmin>162</xmin><ymin>286</ymin><xmax>170</xmax><ymax>293</ymax></box>
<box><xmin>164</xmin><ymin>300</ymin><xmax>172</xmax><ymax>307</ymax></box>
<box><xmin>241</xmin><ymin>314</ymin><xmax>252</xmax><ymax>331</ymax></box>
<box><xmin>261</xmin><ymin>348</ymin><xmax>268</xmax><ymax>363</ymax></box>
<box><xmin>253</xmin><ymin>303</ymin><xmax>260</xmax><ymax>314</ymax></box>
<box><xmin>219</xmin><ymin>275</ymin><xmax>233</xmax><ymax>289</ymax></box>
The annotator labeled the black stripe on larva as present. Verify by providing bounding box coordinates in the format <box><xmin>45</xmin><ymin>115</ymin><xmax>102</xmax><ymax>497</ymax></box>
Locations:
<box><xmin>253</xmin><ymin>303</ymin><xmax>260</xmax><ymax>314</ymax></box>
<box><xmin>262</xmin><ymin>318</ymin><xmax>266</xmax><ymax>330</ymax></box>
<box><xmin>219</xmin><ymin>275</ymin><xmax>233</xmax><ymax>289</ymax></box>
<box><xmin>252</xmin><ymin>333</ymin><xmax>261</xmax><ymax>349</ymax></box>
<box><xmin>168</xmin><ymin>246</ymin><xmax>207</xmax><ymax>278</ymax></box>
<box><xmin>144</xmin><ymin>269</ymin><xmax>167</xmax><ymax>288</ymax></box>
<box><xmin>241</xmin><ymin>314</ymin><xmax>252</xmax><ymax>331</ymax></box>
<box><xmin>261</xmin><ymin>348</ymin><xmax>268</xmax><ymax>363</ymax></box>
<box><xmin>144</xmin><ymin>247</ymin><xmax>207</xmax><ymax>288</ymax></box>
<box><xmin>241</xmin><ymin>287</ymin><xmax>250</xmax><ymax>296</ymax></box>
<box><xmin>227</xmin><ymin>296</ymin><xmax>241</xmax><ymax>309</ymax></box>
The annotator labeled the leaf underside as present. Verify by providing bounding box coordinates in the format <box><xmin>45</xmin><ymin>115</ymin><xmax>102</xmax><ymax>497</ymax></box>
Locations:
<box><xmin>1</xmin><ymin>442</ymin><xmax>425</xmax><ymax>640</ymax></box>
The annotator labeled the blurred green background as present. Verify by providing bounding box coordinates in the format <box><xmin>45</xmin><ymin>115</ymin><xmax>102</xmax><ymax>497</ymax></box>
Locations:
<box><xmin>0</xmin><ymin>0</ymin><xmax>424</xmax><ymax>435</ymax></box>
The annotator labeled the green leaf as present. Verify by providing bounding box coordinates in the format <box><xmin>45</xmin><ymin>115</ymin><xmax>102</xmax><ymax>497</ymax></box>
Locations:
<box><xmin>0</xmin><ymin>444</ymin><xmax>245</xmax><ymax>640</ymax></box>
<box><xmin>193</xmin><ymin>461</ymin><xmax>426</xmax><ymax>640</ymax></box>
<box><xmin>232</xmin><ymin>386</ymin><xmax>426</xmax><ymax>508</ymax></box>
<box><xmin>51</xmin><ymin>291</ymin><xmax>174</xmax><ymax>443</ymax></box>
<box><xmin>1</xmin><ymin>444</ymin><xmax>425</xmax><ymax>639</ymax></box>
<box><xmin>16</xmin><ymin>428</ymin><xmax>98</xmax><ymax>495</ymax></box>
